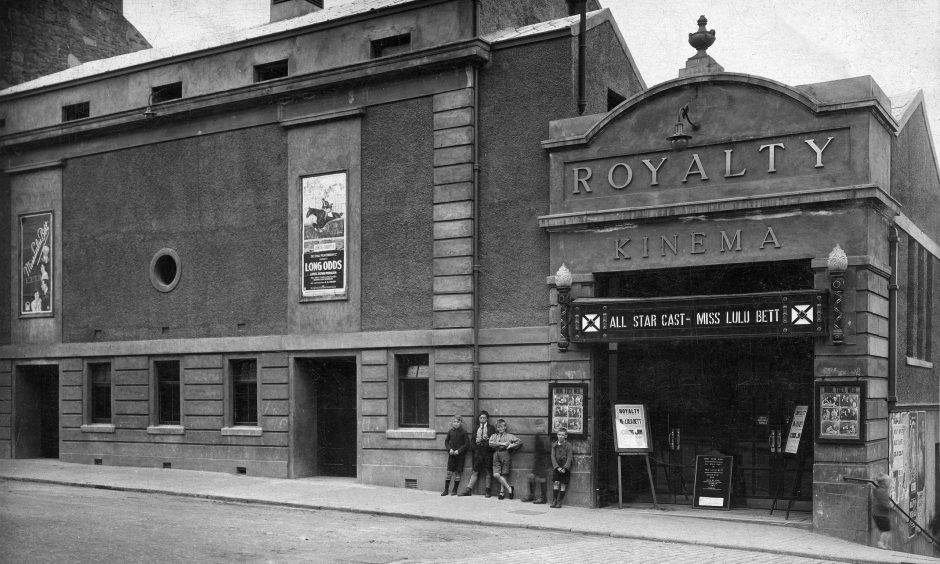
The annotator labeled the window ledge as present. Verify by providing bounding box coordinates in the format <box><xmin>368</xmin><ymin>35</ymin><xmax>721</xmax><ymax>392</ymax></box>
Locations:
<box><xmin>221</xmin><ymin>426</ymin><xmax>263</xmax><ymax>436</ymax></box>
<box><xmin>386</xmin><ymin>428</ymin><xmax>437</xmax><ymax>440</ymax></box>
<box><xmin>81</xmin><ymin>424</ymin><xmax>115</xmax><ymax>434</ymax></box>
<box><xmin>147</xmin><ymin>425</ymin><xmax>185</xmax><ymax>435</ymax></box>
<box><xmin>905</xmin><ymin>357</ymin><xmax>933</xmax><ymax>369</ymax></box>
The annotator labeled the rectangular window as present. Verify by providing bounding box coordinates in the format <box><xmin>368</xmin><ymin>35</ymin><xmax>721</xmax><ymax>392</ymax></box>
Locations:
<box><xmin>62</xmin><ymin>101</ymin><xmax>90</xmax><ymax>122</ymax></box>
<box><xmin>906</xmin><ymin>241</ymin><xmax>933</xmax><ymax>362</ymax></box>
<box><xmin>151</xmin><ymin>81</ymin><xmax>183</xmax><ymax>104</ymax></box>
<box><xmin>230</xmin><ymin>359</ymin><xmax>258</xmax><ymax>426</ymax></box>
<box><xmin>90</xmin><ymin>362</ymin><xmax>112</xmax><ymax>424</ymax></box>
<box><xmin>254</xmin><ymin>59</ymin><xmax>289</xmax><ymax>82</ymax></box>
<box><xmin>155</xmin><ymin>360</ymin><xmax>181</xmax><ymax>425</ymax></box>
<box><xmin>371</xmin><ymin>33</ymin><xmax>411</xmax><ymax>58</ymax></box>
<box><xmin>397</xmin><ymin>354</ymin><xmax>429</xmax><ymax>428</ymax></box>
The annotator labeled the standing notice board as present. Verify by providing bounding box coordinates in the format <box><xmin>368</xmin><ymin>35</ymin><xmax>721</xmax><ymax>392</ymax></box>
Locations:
<box><xmin>612</xmin><ymin>403</ymin><xmax>652</xmax><ymax>453</ymax></box>
<box><xmin>785</xmin><ymin>405</ymin><xmax>808</xmax><ymax>454</ymax></box>
<box><xmin>693</xmin><ymin>455</ymin><xmax>734</xmax><ymax>510</ymax></box>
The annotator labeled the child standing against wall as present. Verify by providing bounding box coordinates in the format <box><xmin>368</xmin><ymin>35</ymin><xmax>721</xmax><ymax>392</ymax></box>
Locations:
<box><xmin>442</xmin><ymin>415</ymin><xmax>469</xmax><ymax>496</ymax></box>
<box><xmin>550</xmin><ymin>427</ymin><xmax>573</xmax><ymax>508</ymax></box>
<box><xmin>459</xmin><ymin>410</ymin><xmax>497</xmax><ymax>497</ymax></box>
<box><xmin>489</xmin><ymin>419</ymin><xmax>522</xmax><ymax>500</ymax></box>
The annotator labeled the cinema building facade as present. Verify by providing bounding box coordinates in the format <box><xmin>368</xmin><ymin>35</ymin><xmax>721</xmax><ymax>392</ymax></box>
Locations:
<box><xmin>1</xmin><ymin>0</ymin><xmax>937</xmax><ymax>548</ymax></box>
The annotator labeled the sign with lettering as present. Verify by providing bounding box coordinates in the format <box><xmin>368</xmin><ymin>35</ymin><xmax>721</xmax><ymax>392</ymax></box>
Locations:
<box><xmin>301</xmin><ymin>172</ymin><xmax>347</xmax><ymax>300</ymax></box>
<box><xmin>815</xmin><ymin>381</ymin><xmax>865</xmax><ymax>444</ymax></box>
<box><xmin>693</xmin><ymin>455</ymin><xmax>734</xmax><ymax>510</ymax></box>
<box><xmin>784</xmin><ymin>405</ymin><xmax>808</xmax><ymax>454</ymax></box>
<box><xmin>20</xmin><ymin>212</ymin><xmax>53</xmax><ymax>317</ymax></box>
<box><xmin>612</xmin><ymin>403</ymin><xmax>651</xmax><ymax>453</ymax></box>
<box><xmin>566</xmin><ymin>129</ymin><xmax>845</xmax><ymax>198</ymax></box>
<box><xmin>571</xmin><ymin>290</ymin><xmax>826</xmax><ymax>342</ymax></box>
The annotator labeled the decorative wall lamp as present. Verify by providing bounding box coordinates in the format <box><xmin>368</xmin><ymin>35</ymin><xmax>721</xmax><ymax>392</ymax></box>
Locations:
<box><xmin>666</xmin><ymin>103</ymin><xmax>700</xmax><ymax>151</ymax></box>
<box><xmin>143</xmin><ymin>91</ymin><xmax>156</xmax><ymax>118</ymax></box>
<box><xmin>827</xmin><ymin>244</ymin><xmax>848</xmax><ymax>344</ymax></box>
<box><xmin>555</xmin><ymin>264</ymin><xmax>573</xmax><ymax>352</ymax></box>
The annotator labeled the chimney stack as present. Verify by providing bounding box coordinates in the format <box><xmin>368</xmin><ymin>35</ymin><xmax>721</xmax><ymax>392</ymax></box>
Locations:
<box><xmin>270</xmin><ymin>0</ymin><xmax>323</xmax><ymax>23</ymax></box>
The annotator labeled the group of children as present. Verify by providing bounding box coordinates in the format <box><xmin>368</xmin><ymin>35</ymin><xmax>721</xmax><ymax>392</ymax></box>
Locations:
<box><xmin>442</xmin><ymin>410</ymin><xmax>572</xmax><ymax>508</ymax></box>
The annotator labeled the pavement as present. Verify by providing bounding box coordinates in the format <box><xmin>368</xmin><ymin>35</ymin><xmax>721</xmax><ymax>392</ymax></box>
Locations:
<box><xmin>1</xmin><ymin>459</ymin><xmax>937</xmax><ymax>564</ymax></box>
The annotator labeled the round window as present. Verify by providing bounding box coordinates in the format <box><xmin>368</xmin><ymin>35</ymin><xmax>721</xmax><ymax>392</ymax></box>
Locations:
<box><xmin>150</xmin><ymin>248</ymin><xmax>181</xmax><ymax>292</ymax></box>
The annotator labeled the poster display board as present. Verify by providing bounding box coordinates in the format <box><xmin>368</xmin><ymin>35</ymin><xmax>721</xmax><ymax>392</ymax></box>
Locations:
<box><xmin>815</xmin><ymin>381</ymin><xmax>865</xmax><ymax>443</ymax></box>
<box><xmin>890</xmin><ymin>411</ymin><xmax>927</xmax><ymax>538</ymax></box>
<box><xmin>612</xmin><ymin>403</ymin><xmax>652</xmax><ymax>453</ymax></box>
<box><xmin>20</xmin><ymin>211</ymin><xmax>53</xmax><ymax>317</ymax></box>
<box><xmin>692</xmin><ymin>455</ymin><xmax>734</xmax><ymax>510</ymax></box>
<box><xmin>301</xmin><ymin>171</ymin><xmax>347</xmax><ymax>300</ymax></box>
<box><xmin>549</xmin><ymin>383</ymin><xmax>586</xmax><ymax>437</ymax></box>
<box><xmin>784</xmin><ymin>405</ymin><xmax>808</xmax><ymax>454</ymax></box>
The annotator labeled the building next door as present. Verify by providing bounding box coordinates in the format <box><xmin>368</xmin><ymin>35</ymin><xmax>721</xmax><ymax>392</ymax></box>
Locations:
<box><xmin>291</xmin><ymin>357</ymin><xmax>357</xmax><ymax>478</ymax></box>
<box><xmin>14</xmin><ymin>364</ymin><xmax>59</xmax><ymax>459</ymax></box>
<box><xmin>597</xmin><ymin>338</ymin><xmax>814</xmax><ymax>509</ymax></box>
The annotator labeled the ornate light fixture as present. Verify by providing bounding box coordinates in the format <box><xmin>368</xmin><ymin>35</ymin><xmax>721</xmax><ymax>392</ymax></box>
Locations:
<box><xmin>666</xmin><ymin>103</ymin><xmax>699</xmax><ymax>150</ymax></box>
<box><xmin>827</xmin><ymin>244</ymin><xmax>848</xmax><ymax>344</ymax></box>
<box><xmin>555</xmin><ymin>264</ymin><xmax>573</xmax><ymax>352</ymax></box>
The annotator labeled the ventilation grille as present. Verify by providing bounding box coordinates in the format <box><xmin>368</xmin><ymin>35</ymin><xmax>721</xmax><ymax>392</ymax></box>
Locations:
<box><xmin>236</xmin><ymin>467</ymin><xmax>247</xmax><ymax>475</ymax></box>
<box><xmin>93</xmin><ymin>459</ymin><xmax>102</xmax><ymax>465</ymax></box>
<box><xmin>163</xmin><ymin>462</ymin><xmax>172</xmax><ymax>469</ymax></box>
<box><xmin>405</xmin><ymin>478</ymin><xmax>418</xmax><ymax>489</ymax></box>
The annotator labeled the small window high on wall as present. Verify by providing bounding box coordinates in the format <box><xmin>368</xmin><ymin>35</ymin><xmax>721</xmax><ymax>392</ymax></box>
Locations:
<box><xmin>371</xmin><ymin>33</ymin><xmax>411</xmax><ymax>58</ymax></box>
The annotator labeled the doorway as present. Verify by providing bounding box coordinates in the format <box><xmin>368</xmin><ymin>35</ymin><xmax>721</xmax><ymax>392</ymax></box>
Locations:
<box><xmin>14</xmin><ymin>364</ymin><xmax>59</xmax><ymax>459</ymax></box>
<box><xmin>291</xmin><ymin>357</ymin><xmax>357</xmax><ymax>478</ymax></box>
<box><xmin>596</xmin><ymin>338</ymin><xmax>814</xmax><ymax>508</ymax></box>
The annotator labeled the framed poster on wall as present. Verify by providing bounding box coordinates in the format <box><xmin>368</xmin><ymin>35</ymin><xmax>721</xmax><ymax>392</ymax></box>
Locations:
<box><xmin>301</xmin><ymin>171</ymin><xmax>347</xmax><ymax>300</ymax></box>
<box><xmin>612</xmin><ymin>403</ymin><xmax>652</xmax><ymax>453</ymax></box>
<box><xmin>815</xmin><ymin>380</ymin><xmax>865</xmax><ymax>443</ymax></box>
<box><xmin>20</xmin><ymin>211</ymin><xmax>53</xmax><ymax>317</ymax></box>
<box><xmin>549</xmin><ymin>383</ymin><xmax>586</xmax><ymax>437</ymax></box>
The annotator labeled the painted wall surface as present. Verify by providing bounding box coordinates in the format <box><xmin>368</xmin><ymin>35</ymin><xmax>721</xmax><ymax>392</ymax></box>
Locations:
<box><xmin>477</xmin><ymin>37</ymin><xmax>572</xmax><ymax>329</ymax></box>
<box><xmin>63</xmin><ymin>125</ymin><xmax>288</xmax><ymax>342</ymax></box>
<box><xmin>361</xmin><ymin>98</ymin><xmax>434</xmax><ymax>331</ymax></box>
<box><xmin>10</xmin><ymin>168</ymin><xmax>61</xmax><ymax>346</ymax></box>
<box><xmin>0</xmin><ymin>172</ymin><xmax>10</xmax><ymax>346</ymax></box>
<box><xmin>892</xmin><ymin>104</ymin><xmax>940</xmax><ymax>243</ymax></box>
<box><xmin>582</xmin><ymin>20</ymin><xmax>644</xmax><ymax>115</ymax></box>
<box><xmin>287</xmin><ymin>115</ymin><xmax>362</xmax><ymax>334</ymax></box>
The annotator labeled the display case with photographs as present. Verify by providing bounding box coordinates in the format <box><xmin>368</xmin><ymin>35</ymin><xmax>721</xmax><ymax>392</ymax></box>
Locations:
<box><xmin>815</xmin><ymin>380</ymin><xmax>865</xmax><ymax>443</ymax></box>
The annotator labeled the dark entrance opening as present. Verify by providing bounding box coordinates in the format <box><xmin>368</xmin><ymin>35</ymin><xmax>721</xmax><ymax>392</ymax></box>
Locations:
<box><xmin>14</xmin><ymin>365</ymin><xmax>59</xmax><ymax>458</ymax></box>
<box><xmin>593</xmin><ymin>260</ymin><xmax>816</xmax><ymax>509</ymax></box>
<box><xmin>291</xmin><ymin>357</ymin><xmax>357</xmax><ymax>478</ymax></box>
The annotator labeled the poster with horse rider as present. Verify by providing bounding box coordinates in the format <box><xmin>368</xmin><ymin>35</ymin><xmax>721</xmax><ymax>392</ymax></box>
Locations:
<box><xmin>302</xmin><ymin>172</ymin><xmax>347</xmax><ymax>299</ymax></box>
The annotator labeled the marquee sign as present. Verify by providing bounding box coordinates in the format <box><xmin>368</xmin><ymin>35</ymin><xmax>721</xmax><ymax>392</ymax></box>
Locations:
<box><xmin>571</xmin><ymin>290</ymin><xmax>826</xmax><ymax>342</ymax></box>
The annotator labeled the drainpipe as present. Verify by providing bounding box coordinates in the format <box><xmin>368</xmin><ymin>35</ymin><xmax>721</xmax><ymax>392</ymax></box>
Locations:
<box><xmin>471</xmin><ymin>0</ymin><xmax>481</xmax><ymax>417</ymax></box>
<box><xmin>577</xmin><ymin>0</ymin><xmax>587</xmax><ymax>115</ymax></box>
<box><xmin>888</xmin><ymin>226</ymin><xmax>899</xmax><ymax>404</ymax></box>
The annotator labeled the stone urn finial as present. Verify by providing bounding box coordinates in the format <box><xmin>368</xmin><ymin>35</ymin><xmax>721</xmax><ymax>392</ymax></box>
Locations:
<box><xmin>688</xmin><ymin>15</ymin><xmax>716</xmax><ymax>55</ymax></box>
<box><xmin>827</xmin><ymin>244</ymin><xmax>848</xmax><ymax>273</ymax></box>
<box><xmin>679</xmin><ymin>15</ymin><xmax>723</xmax><ymax>78</ymax></box>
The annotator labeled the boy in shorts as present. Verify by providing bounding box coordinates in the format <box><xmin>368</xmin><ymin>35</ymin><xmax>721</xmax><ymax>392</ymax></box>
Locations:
<box><xmin>442</xmin><ymin>415</ymin><xmax>469</xmax><ymax>495</ymax></box>
<box><xmin>489</xmin><ymin>419</ymin><xmax>522</xmax><ymax>500</ymax></box>
<box><xmin>550</xmin><ymin>427</ymin><xmax>573</xmax><ymax>508</ymax></box>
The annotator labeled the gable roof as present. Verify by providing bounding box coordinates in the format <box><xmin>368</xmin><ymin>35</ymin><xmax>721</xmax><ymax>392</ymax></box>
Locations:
<box><xmin>1</xmin><ymin>0</ymin><xmax>415</xmax><ymax>97</ymax></box>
